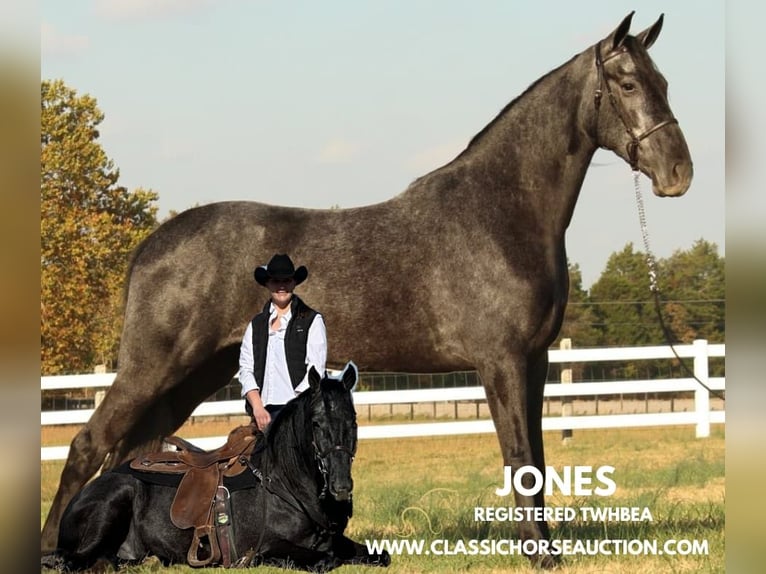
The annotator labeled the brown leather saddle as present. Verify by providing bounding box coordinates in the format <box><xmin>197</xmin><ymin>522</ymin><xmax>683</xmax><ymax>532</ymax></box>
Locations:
<box><xmin>130</xmin><ymin>423</ymin><xmax>260</xmax><ymax>567</ymax></box>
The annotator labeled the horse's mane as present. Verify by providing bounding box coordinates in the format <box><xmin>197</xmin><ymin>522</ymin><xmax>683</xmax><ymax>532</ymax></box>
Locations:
<box><xmin>259</xmin><ymin>379</ymin><xmax>352</xmax><ymax>478</ymax></box>
<box><xmin>401</xmin><ymin>51</ymin><xmax>585</xmax><ymax>194</ymax></box>
<box><xmin>458</xmin><ymin>51</ymin><xmax>584</xmax><ymax>160</ymax></box>
<box><xmin>259</xmin><ymin>388</ymin><xmax>315</xmax><ymax>478</ymax></box>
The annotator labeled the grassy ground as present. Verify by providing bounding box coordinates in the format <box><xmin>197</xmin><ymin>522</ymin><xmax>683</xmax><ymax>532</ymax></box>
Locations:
<box><xmin>41</xmin><ymin>425</ymin><xmax>724</xmax><ymax>573</ymax></box>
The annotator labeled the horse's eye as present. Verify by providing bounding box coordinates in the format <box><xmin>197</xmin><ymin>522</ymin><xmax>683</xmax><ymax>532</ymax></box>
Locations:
<box><xmin>621</xmin><ymin>82</ymin><xmax>635</xmax><ymax>93</ymax></box>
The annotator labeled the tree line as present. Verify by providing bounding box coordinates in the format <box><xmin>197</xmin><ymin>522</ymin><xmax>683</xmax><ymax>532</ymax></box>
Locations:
<box><xmin>41</xmin><ymin>80</ymin><xmax>157</xmax><ymax>374</ymax></box>
<box><xmin>40</xmin><ymin>80</ymin><xmax>725</xmax><ymax>376</ymax></box>
<box><xmin>559</xmin><ymin>241</ymin><xmax>724</xmax><ymax>380</ymax></box>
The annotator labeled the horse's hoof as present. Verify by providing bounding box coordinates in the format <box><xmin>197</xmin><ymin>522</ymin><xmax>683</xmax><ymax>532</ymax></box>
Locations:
<box><xmin>377</xmin><ymin>550</ymin><xmax>391</xmax><ymax>567</ymax></box>
<box><xmin>532</xmin><ymin>552</ymin><xmax>559</xmax><ymax>570</ymax></box>
<box><xmin>40</xmin><ymin>553</ymin><xmax>64</xmax><ymax>571</ymax></box>
<box><xmin>232</xmin><ymin>551</ymin><xmax>258</xmax><ymax>568</ymax></box>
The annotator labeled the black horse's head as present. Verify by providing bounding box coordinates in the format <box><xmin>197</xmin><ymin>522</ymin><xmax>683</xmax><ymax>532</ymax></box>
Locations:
<box><xmin>593</xmin><ymin>12</ymin><xmax>693</xmax><ymax>197</ymax></box>
<box><xmin>307</xmin><ymin>362</ymin><xmax>359</xmax><ymax>502</ymax></box>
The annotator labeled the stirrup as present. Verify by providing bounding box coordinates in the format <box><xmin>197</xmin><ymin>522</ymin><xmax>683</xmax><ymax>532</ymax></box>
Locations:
<box><xmin>187</xmin><ymin>524</ymin><xmax>221</xmax><ymax>567</ymax></box>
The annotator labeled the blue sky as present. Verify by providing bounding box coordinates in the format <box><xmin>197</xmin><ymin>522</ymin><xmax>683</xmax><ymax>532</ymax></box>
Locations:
<box><xmin>41</xmin><ymin>0</ymin><xmax>724</xmax><ymax>288</ymax></box>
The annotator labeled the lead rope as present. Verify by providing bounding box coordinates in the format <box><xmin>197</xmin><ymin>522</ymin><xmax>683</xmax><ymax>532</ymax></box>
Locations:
<box><xmin>633</xmin><ymin>172</ymin><xmax>660</xmax><ymax>293</ymax></box>
<box><xmin>633</xmin><ymin>172</ymin><xmax>724</xmax><ymax>401</ymax></box>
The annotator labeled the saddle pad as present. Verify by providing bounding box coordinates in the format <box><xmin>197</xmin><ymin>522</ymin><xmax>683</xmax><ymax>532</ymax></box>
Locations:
<box><xmin>112</xmin><ymin>461</ymin><xmax>182</xmax><ymax>488</ymax></box>
<box><xmin>113</xmin><ymin>461</ymin><xmax>258</xmax><ymax>491</ymax></box>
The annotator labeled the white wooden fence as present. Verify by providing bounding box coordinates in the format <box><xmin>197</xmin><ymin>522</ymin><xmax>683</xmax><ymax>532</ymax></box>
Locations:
<box><xmin>41</xmin><ymin>340</ymin><xmax>725</xmax><ymax>461</ymax></box>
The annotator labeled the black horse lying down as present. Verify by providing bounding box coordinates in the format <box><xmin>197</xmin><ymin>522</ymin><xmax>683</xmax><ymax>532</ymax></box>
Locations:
<box><xmin>44</xmin><ymin>362</ymin><xmax>389</xmax><ymax>572</ymax></box>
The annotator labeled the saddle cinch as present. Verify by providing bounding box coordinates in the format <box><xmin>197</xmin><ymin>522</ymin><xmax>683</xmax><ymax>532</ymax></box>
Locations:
<box><xmin>130</xmin><ymin>423</ymin><xmax>260</xmax><ymax>567</ymax></box>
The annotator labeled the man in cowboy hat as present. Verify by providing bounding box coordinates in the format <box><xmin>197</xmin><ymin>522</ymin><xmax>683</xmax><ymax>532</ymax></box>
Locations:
<box><xmin>238</xmin><ymin>253</ymin><xmax>327</xmax><ymax>430</ymax></box>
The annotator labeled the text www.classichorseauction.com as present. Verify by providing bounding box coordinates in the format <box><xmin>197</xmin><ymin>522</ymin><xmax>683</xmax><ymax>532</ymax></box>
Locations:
<box><xmin>366</xmin><ymin>464</ymin><xmax>710</xmax><ymax>558</ymax></box>
<box><xmin>364</xmin><ymin>538</ymin><xmax>709</xmax><ymax>558</ymax></box>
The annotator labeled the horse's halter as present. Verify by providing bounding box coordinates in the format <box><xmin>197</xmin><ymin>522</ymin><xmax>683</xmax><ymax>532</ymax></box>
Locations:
<box><xmin>314</xmin><ymin>443</ymin><xmax>355</xmax><ymax>495</ymax></box>
<box><xmin>312</xmin><ymin>421</ymin><xmax>356</xmax><ymax>500</ymax></box>
<box><xmin>593</xmin><ymin>41</ymin><xmax>722</xmax><ymax>402</ymax></box>
<box><xmin>594</xmin><ymin>41</ymin><xmax>678</xmax><ymax>171</ymax></box>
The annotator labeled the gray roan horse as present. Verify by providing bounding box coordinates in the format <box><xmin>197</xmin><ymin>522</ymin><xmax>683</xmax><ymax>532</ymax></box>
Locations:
<box><xmin>42</xmin><ymin>13</ymin><xmax>692</xmax><ymax>567</ymax></box>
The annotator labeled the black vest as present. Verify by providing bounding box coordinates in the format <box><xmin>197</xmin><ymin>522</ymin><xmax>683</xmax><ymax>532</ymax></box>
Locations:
<box><xmin>251</xmin><ymin>295</ymin><xmax>319</xmax><ymax>389</ymax></box>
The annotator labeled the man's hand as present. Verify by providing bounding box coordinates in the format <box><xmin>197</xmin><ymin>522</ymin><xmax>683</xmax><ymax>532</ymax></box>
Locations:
<box><xmin>252</xmin><ymin>405</ymin><xmax>271</xmax><ymax>431</ymax></box>
<box><xmin>246</xmin><ymin>389</ymin><xmax>271</xmax><ymax>431</ymax></box>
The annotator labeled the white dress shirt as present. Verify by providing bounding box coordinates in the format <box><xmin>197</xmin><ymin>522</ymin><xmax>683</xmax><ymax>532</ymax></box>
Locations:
<box><xmin>238</xmin><ymin>303</ymin><xmax>327</xmax><ymax>406</ymax></box>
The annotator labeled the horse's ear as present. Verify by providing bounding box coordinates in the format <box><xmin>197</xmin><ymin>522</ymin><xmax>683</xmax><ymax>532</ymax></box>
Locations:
<box><xmin>308</xmin><ymin>366</ymin><xmax>322</xmax><ymax>391</ymax></box>
<box><xmin>634</xmin><ymin>14</ymin><xmax>664</xmax><ymax>50</ymax></box>
<box><xmin>606</xmin><ymin>11</ymin><xmax>635</xmax><ymax>51</ymax></box>
<box><xmin>340</xmin><ymin>361</ymin><xmax>358</xmax><ymax>392</ymax></box>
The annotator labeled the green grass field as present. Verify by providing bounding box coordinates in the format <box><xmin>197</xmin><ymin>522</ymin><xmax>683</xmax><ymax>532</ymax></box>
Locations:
<box><xmin>41</xmin><ymin>425</ymin><xmax>724</xmax><ymax>573</ymax></box>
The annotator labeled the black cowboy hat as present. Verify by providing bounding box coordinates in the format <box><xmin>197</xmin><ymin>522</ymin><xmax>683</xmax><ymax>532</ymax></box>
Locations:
<box><xmin>254</xmin><ymin>254</ymin><xmax>308</xmax><ymax>286</ymax></box>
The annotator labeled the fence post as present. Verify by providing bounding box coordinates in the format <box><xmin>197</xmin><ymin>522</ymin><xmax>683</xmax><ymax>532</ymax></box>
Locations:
<box><xmin>693</xmin><ymin>339</ymin><xmax>710</xmax><ymax>438</ymax></box>
<box><xmin>560</xmin><ymin>338</ymin><xmax>573</xmax><ymax>444</ymax></box>
<box><xmin>94</xmin><ymin>364</ymin><xmax>107</xmax><ymax>409</ymax></box>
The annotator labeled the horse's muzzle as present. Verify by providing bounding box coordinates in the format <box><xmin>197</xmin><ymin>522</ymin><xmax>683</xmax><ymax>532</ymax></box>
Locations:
<box><xmin>331</xmin><ymin>486</ymin><xmax>353</xmax><ymax>502</ymax></box>
<box><xmin>653</xmin><ymin>160</ymin><xmax>693</xmax><ymax>197</ymax></box>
